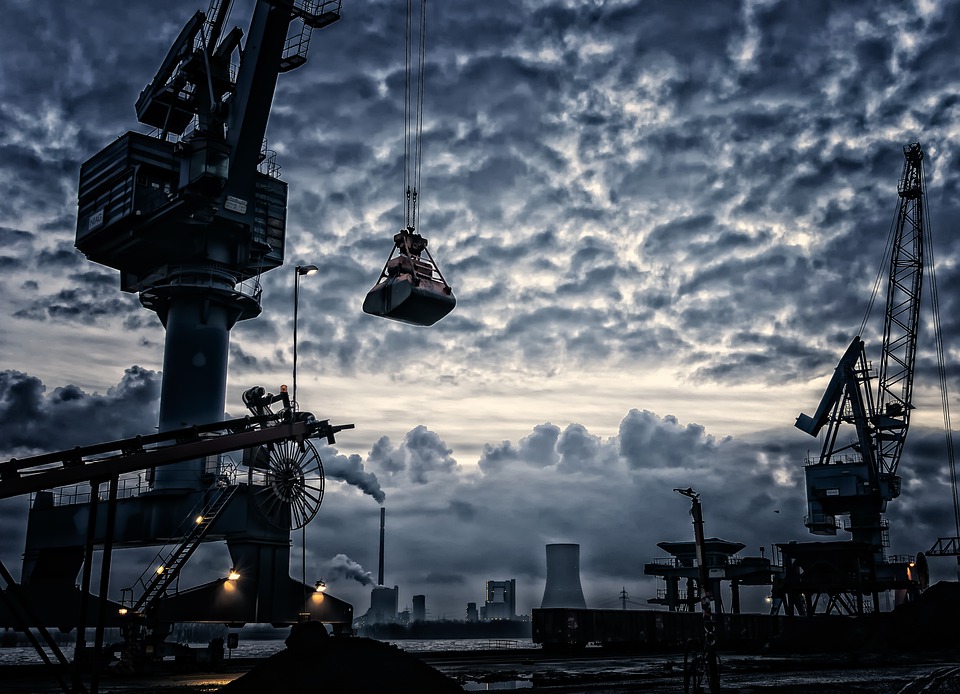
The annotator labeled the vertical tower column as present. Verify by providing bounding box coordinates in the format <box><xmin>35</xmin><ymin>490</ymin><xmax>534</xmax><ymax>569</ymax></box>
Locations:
<box><xmin>141</xmin><ymin>268</ymin><xmax>262</xmax><ymax>491</ymax></box>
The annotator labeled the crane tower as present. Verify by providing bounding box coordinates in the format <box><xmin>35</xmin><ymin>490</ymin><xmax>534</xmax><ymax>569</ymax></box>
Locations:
<box><xmin>15</xmin><ymin>0</ymin><xmax>354</xmax><ymax>635</ymax></box>
<box><xmin>778</xmin><ymin>143</ymin><xmax>928</xmax><ymax>615</ymax></box>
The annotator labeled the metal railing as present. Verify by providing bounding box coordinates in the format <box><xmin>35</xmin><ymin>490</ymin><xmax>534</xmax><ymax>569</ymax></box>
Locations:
<box><xmin>31</xmin><ymin>473</ymin><xmax>145</xmax><ymax>507</ymax></box>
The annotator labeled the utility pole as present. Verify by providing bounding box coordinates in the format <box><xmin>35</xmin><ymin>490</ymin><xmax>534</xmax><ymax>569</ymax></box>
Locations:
<box><xmin>675</xmin><ymin>488</ymin><xmax>720</xmax><ymax>693</ymax></box>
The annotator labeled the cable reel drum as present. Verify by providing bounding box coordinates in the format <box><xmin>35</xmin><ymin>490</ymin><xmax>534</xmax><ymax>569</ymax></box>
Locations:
<box><xmin>246</xmin><ymin>437</ymin><xmax>325</xmax><ymax>530</ymax></box>
<box><xmin>241</xmin><ymin>386</ymin><xmax>325</xmax><ymax>530</ymax></box>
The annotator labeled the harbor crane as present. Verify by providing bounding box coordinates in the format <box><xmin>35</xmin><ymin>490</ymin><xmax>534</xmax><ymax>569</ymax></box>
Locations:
<box><xmin>1</xmin><ymin>2</ymin><xmax>360</xmax><ymax>688</ymax></box>
<box><xmin>780</xmin><ymin>143</ymin><xmax>932</xmax><ymax>615</ymax></box>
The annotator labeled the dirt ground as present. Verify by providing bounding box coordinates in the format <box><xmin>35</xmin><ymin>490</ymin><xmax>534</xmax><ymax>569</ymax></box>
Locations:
<box><xmin>3</xmin><ymin>644</ymin><xmax>959</xmax><ymax>693</ymax></box>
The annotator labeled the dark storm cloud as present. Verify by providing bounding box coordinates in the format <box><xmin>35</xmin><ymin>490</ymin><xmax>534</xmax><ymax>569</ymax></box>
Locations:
<box><xmin>1</xmin><ymin>0</ymin><xmax>957</xmax><ymax>394</ymax></box>
<box><xmin>556</xmin><ymin>423</ymin><xmax>608</xmax><ymax>474</ymax></box>
<box><xmin>281</xmin><ymin>0</ymin><xmax>948</xmax><ymax>386</ymax></box>
<box><xmin>0</xmin><ymin>256</ymin><xmax>24</xmax><ymax>271</ymax></box>
<box><xmin>478</xmin><ymin>422</ymin><xmax>560</xmax><ymax>473</ymax></box>
<box><xmin>422</xmin><ymin>572</ymin><xmax>465</xmax><ymax>585</ymax></box>
<box><xmin>476</xmin><ymin>440</ymin><xmax>515</xmax><ymax>475</ymax></box>
<box><xmin>367</xmin><ymin>435</ymin><xmax>405</xmax><ymax>475</ymax></box>
<box><xmin>0</xmin><ymin>226</ymin><xmax>32</xmax><ymax>246</ymax></box>
<box><xmin>619</xmin><ymin>409</ymin><xmax>728</xmax><ymax>470</ymax></box>
<box><xmin>13</xmin><ymin>282</ymin><xmax>140</xmax><ymax>324</ymax></box>
<box><xmin>365</xmin><ymin>427</ymin><xmax>458</xmax><ymax>485</ymax></box>
<box><xmin>521</xmin><ymin>423</ymin><xmax>562</xmax><ymax>469</ymax></box>
<box><xmin>403</xmin><ymin>425</ymin><xmax>458</xmax><ymax>483</ymax></box>
<box><xmin>0</xmin><ymin>367</ymin><xmax>160</xmax><ymax>457</ymax></box>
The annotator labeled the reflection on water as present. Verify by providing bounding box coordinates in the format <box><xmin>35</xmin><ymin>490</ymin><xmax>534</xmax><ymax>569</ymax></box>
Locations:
<box><xmin>464</xmin><ymin>681</ymin><xmax>533</xmax><ymax>691</ymax></box>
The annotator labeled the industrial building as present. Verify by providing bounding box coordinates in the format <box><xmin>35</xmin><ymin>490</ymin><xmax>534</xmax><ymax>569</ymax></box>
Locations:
<box><xmin>481</xmin><ymin>579</ymin><xmax>516</xmax><ymax>621</ymax></box>
<box><xmin>412</xmin><ymin>595</ymin><xmax>426</xmax><ymax>623</ymax></box>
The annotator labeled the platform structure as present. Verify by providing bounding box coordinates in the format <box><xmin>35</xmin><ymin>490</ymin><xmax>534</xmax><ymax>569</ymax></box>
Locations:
<box><xmin>644</xmin><ymin>538</ymin><xmax>780</xmax><ymax>614</ymax></box>
<box><xmin>771</xmin><ymin>541</ymin><xmax>922</xmax><ymax>616</ymax></box>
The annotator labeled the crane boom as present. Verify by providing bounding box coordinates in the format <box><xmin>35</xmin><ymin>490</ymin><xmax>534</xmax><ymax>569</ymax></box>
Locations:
<box><xmin>875</xmin><ymin>142</ymin><xmax>925</xmax><ymax>478</ymax></box>
<box><xmin>796</xmin><ymin>143</ymin><xmax>926</xmax><ymax>548</ymax></box>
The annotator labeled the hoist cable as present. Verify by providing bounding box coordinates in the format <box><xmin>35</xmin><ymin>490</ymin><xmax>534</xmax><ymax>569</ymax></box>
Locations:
<box><xmin>403</xmin><ymin>0</ymin><xmax>414</xmax><ymax>228</ymax></box>
<box><xmin>413</xmin><ymin>0</ymin><xmax>427</xmax><ymax>231</ymax></box>
<box><xmin>923</xmin><ymin>189</ymin><xmax>960</xmax><ymax>541</ymax></box>
<box><xmin>401</xmin><ymin>0</ymin><xmax>427</xmax><ymax>232</ymax></box>
<box><xmin>859</xmin><ymin>201</ymin><xmax>899</xmax><ymax>339</ymax></box>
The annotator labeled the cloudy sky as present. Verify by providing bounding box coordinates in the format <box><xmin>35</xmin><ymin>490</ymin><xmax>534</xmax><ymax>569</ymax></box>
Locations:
<box><xmin>2</xmin><ymin>0</ymin><xmax>960</xmax><ymax>620</ymax></box>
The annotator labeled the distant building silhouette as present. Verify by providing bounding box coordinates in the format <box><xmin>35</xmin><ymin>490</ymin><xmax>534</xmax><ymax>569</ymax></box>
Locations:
<box><xmin>367</xmin><ymin>585</ymin><xmax>399</xmax><ymax>624</ymax></box>
<box><xmin>482</xmin><ymin>579</ymin><xmax>516</xmax><ymax>620</ymax></box>
<box><xmin>412</xmin><ymin>594</ymin><xmax>426</xmax><ymax>623</ymax></box>
<box><xmin>466</xmin><ymin>602</ymin><xmax>479</xmax><ymax>623</ymax></box>
<box><xmin>540</xmin><ymin>543</ymin><xmax>587</xmax><ymax>608</ymax></box>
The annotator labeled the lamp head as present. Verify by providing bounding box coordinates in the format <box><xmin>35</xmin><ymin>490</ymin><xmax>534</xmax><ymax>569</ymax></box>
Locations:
<box><xmin>296</xmin><ymin>264</ymin><xmax>319</xmax><ymax>276</ymax></box>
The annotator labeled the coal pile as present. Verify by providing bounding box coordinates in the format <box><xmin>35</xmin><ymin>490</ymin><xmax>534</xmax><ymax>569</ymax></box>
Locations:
<box><xmin>219</xmin><ymin>621</ymin><xmax>463</xmax><ymax>693</ymax></box>
<box><xmin>769</xmin><ymin>581</ymin><xmax>960</xmax><ymax>654</ymax></box>
<box><xmin>862</xmin><ymin>581</ymin><xmax>960</xmax><ymax>652</ymax></box>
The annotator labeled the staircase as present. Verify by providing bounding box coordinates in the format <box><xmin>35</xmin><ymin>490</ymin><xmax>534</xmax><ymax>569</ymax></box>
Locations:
<box><xmin>130</xmin><ymin>484</ymin><xmax>239</xmax><ymax>614</ymax></box>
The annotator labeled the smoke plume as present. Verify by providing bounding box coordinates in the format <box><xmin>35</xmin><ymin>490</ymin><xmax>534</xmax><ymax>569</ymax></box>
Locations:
<box><xmin>323</xmin><ymin>553</ymin><xmax>375</xmax><ymax>586</ymax></box>
<box><xmin>320</xmin><ymin>450</ymin><xmax>386</xmax><ymax>503</ymax></box>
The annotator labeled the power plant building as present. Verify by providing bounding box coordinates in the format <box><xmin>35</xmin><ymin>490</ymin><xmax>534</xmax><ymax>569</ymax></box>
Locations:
<box><xmin>482</xmin><ymin>579</ymin><xmax>516</xmax><ymax>620</ymax></box>
<box><xmin>541</xmin><ymin>543</ymin><xmax>587</xmax><ymax>609</ymax></box>
<box><xmin>412</xmin><ymin>594</ymin><xmax>426</xmax><ymax>623</ymax></box>
<box><xmin>367</xmin><ymin>585</ymin><xmax>399</xmax><ymax>624</ymax></box>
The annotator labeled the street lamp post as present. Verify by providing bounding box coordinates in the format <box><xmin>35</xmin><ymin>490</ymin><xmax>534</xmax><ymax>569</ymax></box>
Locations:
<box><xmin>293</xmin><ymin>264</ymin><xmax>319</xmax><ymax>412</ymax></box>
<box><xmin>293</xmin><ymin>264</ymin><xmax>318</xmax><ymax>621</ymax></box>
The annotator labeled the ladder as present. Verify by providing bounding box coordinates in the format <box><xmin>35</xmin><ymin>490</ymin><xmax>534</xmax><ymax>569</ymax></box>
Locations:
<box><xmin>130</xmin><ymin>484</ymin><xmax>240</xmax><ymax>614</ymax></box>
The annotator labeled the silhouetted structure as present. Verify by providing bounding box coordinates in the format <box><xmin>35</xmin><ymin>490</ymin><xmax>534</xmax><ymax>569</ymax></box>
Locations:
<box><xmin>413</xmin><ymin>594</ymin><xmax>426</xmax><ymax>623</ymax></box>
<box><xmin>540</xmin><ymin>544</ymin><xmax>587</xmax><ymax>609</ymax></box>
<box><xmin>367</xmin><ymin>586</ymin><xmax>399</xmax><ymax>625</ymax></box>
<box><xmin>644</xmin><ymin>539</ymin><xmax>778</xmax><ymax>614</ymax></box>
<box><xmin>482</xmin><ymin>579</ymin><xmax>516</xmax><ymax>620</ymax></box>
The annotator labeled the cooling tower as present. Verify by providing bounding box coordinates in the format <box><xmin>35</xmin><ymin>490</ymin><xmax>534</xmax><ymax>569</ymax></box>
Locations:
<box><xmin>540</xmin><ymin>543</ymin><xmax>587</xmax><ymax>608</ymax></box>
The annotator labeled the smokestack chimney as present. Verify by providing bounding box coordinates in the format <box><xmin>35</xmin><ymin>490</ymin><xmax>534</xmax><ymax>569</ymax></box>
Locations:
<box><xmin>540</xmin><ymin>543</ymin><xmax>587</xmax><ymax>608</ymax></box>
<box><xmin>378</xmin><ymin>507</ymin><xmax>385</xmax><ymax>586</ymax></box>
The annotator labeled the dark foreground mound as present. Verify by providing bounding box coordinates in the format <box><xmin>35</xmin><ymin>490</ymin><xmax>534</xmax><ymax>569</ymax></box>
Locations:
<box><xmin>220</xmin><ymin>621</ymin><xmax>463</xmax><ymax>693</ymax></box>
<box><xmin>860</xmin><ymin>580</ymin><xmax>960</xmax><ymax>652</ymax></box>
<box><xmin>769</xmin><ymin>581</ymin><xmax>960</xmax><ymax>654</ymax></box>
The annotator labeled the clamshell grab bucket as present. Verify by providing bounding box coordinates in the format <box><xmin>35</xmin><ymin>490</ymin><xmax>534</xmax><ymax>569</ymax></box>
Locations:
<box><xmin>363</xmin><ymin>228</ymin><xmax>456</xmax><ymax>327</ymax></box>
<box><xmin>363</xmin><ymin>275</ymin><xmax>456</xmax><ymax>326</ymax></box>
